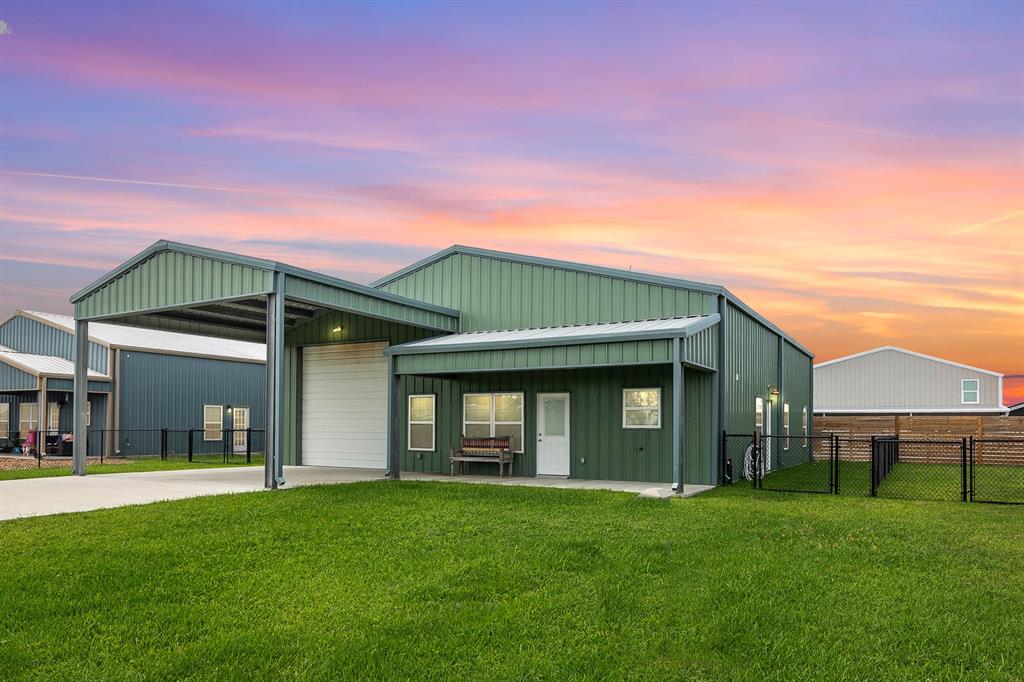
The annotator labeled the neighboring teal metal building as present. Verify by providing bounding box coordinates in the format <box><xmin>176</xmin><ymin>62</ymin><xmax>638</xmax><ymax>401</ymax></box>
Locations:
<box><xmin>67</xmin><ymin>241</ymin><xmax>813</xmax><ymax>488</ymax></box>
<box><xmin>0</xmin><ymin>310</ymin><xmax>265</xmax><ymax>457</ymax></box>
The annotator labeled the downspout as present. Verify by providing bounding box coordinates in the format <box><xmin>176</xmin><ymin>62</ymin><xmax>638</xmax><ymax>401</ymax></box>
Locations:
<box><xmin>717</xmin><ymin>294</ymin><xmax>727</xmax><ymax>484</ymax></box>
<box><xmin>672</xmin><ymin>336</ymin><xmax>686</xmax><ymax>492</ymax></box>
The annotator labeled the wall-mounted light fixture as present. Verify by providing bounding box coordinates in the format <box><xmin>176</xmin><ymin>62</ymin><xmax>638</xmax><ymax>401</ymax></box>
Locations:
<box><xmin>226</xmin><ymin>404</ymin><xmax>233</xmax><ymax>415</ymax></box>
<box><xmin>332</xmin><ymin>325</ymin><xmax>343</xmax><ymax>334</ymax></box>
<box><xmin>768</xmin><ymin>387</ymin><xmax>780</xmax><ymax>403</ymax></box>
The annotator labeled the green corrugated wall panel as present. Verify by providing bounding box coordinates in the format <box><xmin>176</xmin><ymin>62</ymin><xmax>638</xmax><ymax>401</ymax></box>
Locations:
<box><xmin>685</xmin><ymin>325</ymin><xmax>719</xmax><ymax>370</ymax></box>
<box><xmin>285</xmin><ymin>275</ymin><xmax>457</xmax><ymax>332</ymax></box>
<box><xmin>684</xmin><ymin>369</ymin><xmax>715</xmax><ymax>485</ymax></box>
<box><xmin>393</xmin><ymin>339</ymin><xmax>674</xmax><ymax>374</ymax></box>
<box><xmin>379</xmin><ymin>252</ymin><xmax>716</xmax><ymax>331</ymax></box>
<box><xmin>724</xmin><ymin>303</ymin><xmax>779</xmax><ymax>435</ymax></box>
<box><xmin>280</xmin><ymin>310</ymin><xmax>441</xmax><ymax>465</ymax></box>
<box><xmin>75</xmin><ymin>251</ymin><xmax>272</xmax><ymax>319</ymax></box>
<box><xmin>46</xmin><ymin>379</ymin><xmax>112</xmax><ymax>392</ymax></box>
<box><xmin>783</xmin><ymin>340</ymin><xmax>812</xmax><ymax>443</ymax></box>
<box><xmin>398</xmin><ymin>365</ymin><xmax>675</xmax><ymax>483</ymax></box>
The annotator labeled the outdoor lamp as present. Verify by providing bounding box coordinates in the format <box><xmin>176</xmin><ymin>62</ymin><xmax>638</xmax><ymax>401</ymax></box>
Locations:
<box><xmin>768</xmin><ymin>387</ymin><xmax>779</xmax><ymax>402</ymax></box>
<box><xmin>332</xmin><ymin>325</ymin><xmax>343</xmax><ymax>333</ymax></box>
<box><xmin>226</xmin><ymin>405</ymin><xmax>233</xmax><ymax>415</ymax></box>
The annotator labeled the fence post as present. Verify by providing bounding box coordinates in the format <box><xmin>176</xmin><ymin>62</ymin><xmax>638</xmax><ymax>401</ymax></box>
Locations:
<box><xmin>100</xmin><ymin>430</ymin><xmax>104</xmax><ymax>464</ymax></box>
<box><xmin>161</xmin><ymin>427</ymin><xmax>168</xmax><ymax>461</ymax></box>
<box><xmin>969</xmin><ymin>435</ymin><xmax>975</xmax><ymax>502</ymax></box>
<box><xmin>246</xmin><ymin>427</ymin><xmax>252</xmax><ymax>464</ymax></box>
<box><xmin>870</xmin><ymin>436</ymin><xmax>877</xmax><ymax>497</ymax></box>
<box><xmin>960</xmin><ymin>437</ymin><xmax>967</xmax><ymax>503</ymax></box>
<box><xmin>223</xmin><ymin>428</ymin><xmax>229</xmax><ymax>463</ymax></box>
<box><xmin>753</xmin><ymin>430</ymin><xmax>760</xmax><ymax>490</ymax></box>
<box><xmin>834</xmin><ymin>434</ymin><xmax>840</xmax><ymax>495</ymax></box>
<box><xmin>188</xmin><ymin>428</ymin><xmax>194</xmax><ymax>462</ymax></box>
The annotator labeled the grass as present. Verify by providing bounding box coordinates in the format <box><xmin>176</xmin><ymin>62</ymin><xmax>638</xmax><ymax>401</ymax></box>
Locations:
<box><xmin>0</xmin><ymin>454</ymin><xmax>264</xmax><ymax>481</ymax></box>
<box><xmin>1</xmin><ymin>481</ymin><xmax>1022</xmax><ymax>680</ymax></box>
<box><xmin>761</xmin><ymin>459</ymin><xmax>1024</xmax><ymax>503</ymax></box>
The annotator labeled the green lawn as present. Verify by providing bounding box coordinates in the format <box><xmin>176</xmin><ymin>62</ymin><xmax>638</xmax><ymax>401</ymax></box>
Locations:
<box><xmin>0</xmin><ymin>455</ymin><xmax>264</xmax><ymax>481</ymax></box>
<box><xmin>1</xmin><ymin>482</ymin><xmax>1022</xmax><ymax>680</ymax></box>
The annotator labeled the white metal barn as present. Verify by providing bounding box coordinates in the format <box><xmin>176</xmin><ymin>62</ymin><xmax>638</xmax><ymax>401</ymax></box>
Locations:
<box><xmin>814</xmin><ymin>346</ymin><xmax>1009</xmax><ymax>416</ymax></box>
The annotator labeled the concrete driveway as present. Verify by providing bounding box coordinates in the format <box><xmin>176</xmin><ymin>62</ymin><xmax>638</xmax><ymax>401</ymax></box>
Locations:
<box><xmin>0</xmin><ymin>466</ymin><xmax>704</xmax><ymax>521</ymax></box>
<box><xmin>0</xmin><ymin>466</ymin><xmax>385</xmax><ymax>521</ymax></box>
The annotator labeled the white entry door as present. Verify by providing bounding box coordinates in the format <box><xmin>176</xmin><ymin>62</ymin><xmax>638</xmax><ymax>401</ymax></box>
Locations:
<box><xmin>232</xmin><ymin>407</ymin><xmax>249</xmax><ymax>454</ymax></box>
<box><xmin>302</xmin><ymin>342</ymin><xmax>389</xmax><ymax>468</ymax></box>
<box><xmin>536</xmin><ymin>393</ymin><xmax>570</xmax><ymax>476</ymax></box>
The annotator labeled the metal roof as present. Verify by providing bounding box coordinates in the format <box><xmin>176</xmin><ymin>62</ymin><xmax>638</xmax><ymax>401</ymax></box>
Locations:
<box><xmin>814</xmin><ymin>346</ymin><xmax>1002</xmax><ymax>377</ymax></box>
<box><xmin>21</xmin><ymin>310</ymin><xmax>266</xmax><ymax>362</ymax></box>
<box><xmin>370</xmin><ymin>244</ymin><xmax>812</xmax><ymax>358</ymax></box>
<box><xmin>387</xmin><ymin>314</ymin><xmax>719</xmax><ymax>355</ymax></box>
<box><xmin>0</xmin><ymin>350</ymin><xmax>109</xmax><ymax>379</ymax></box>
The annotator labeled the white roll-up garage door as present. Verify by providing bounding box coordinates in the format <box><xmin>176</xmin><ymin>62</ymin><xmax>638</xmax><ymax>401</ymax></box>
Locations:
<box><xmin>301</xmin><ymin>341</ymin><xmax>388</xmax><ymax>468</ymax></box>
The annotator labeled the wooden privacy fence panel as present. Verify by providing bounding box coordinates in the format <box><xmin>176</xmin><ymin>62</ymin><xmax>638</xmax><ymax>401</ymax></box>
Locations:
<box><xmin>815</xmin><ymin>415</ymin><xmax>1024</xmax><ymax>464</ymax></box>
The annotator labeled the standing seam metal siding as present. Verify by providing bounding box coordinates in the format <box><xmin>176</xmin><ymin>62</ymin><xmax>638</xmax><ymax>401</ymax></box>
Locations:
<box><xmin>281</xmin><ymin>310</ymin><xmax>441</xmax><ymax>465</ymax></box>
<box><xmin>684</xmin><ymin>370</ymin><xmax>715</xmax><ymax>485</ymax></box>
<box><xmin>783</xmin><ymin>341</ymin><xmax>812</xmax><ymax>447</ymax></box>
<box><xmin>75</xmin><ymin>251</ymin><xmax>272</xmax><ymax>320</ymax></box>
<box><xmin>685</xmin><ymin>325</ymin><xmax>719</xmax><ymax>369</ymax></box>
<box><xmin>117</xmin><ymin>350</ymin><xmax>266</xmax><ymax>457</ymax></box>
<box><xmin>398</xmin><ymin>365</ymin><xmax>677</xmax><ymax>482</ymax></box>
<box><xmin>394</xmin><ymin>339</ymin><xmax>675</xmax><ymax>374</ymax></box>
<box><xmin>725</xmin><ymin>303</ymin><xmax>780</xmax><ymax>436</ymax></box>
<box><xmin>814</xmin><ymin>349</ymin><xmax>1002</xmax><ymax>411</ymax></box>
<box><xmin>0</xmin><ymin>392</ymin><xmax>105</xmax><ymax>453</ymax></box>
<box><xmin>0</xmin><ymin>315</ymin><xmax>108</xmax><ymax>373</ymax></box>
<box><xmin>379</xmin><ymin>252</ymin><xmax>716</xmax><ymax>331</ymax></box>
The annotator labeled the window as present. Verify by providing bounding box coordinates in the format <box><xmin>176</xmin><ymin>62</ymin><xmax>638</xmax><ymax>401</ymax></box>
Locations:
<box><xmin>0</xmin><ymin>403</ymin><xmax>8</xmax><ymax>438</ymax></box>
<box><xmin>961</xmin><ymin>379</ymin><xmax>979</xmax><ymax>404</ymax></box>
<box><xmin>86</xmin><ymin>401</ymin><xmax>91</xmax><ymax>428</ymax></box>
<box><xmin>19</xmin><ymin>403</ymin><xmax>38</xmax><ymax>435</ymax></box>
<box><xmin>783</xmin><ymin>403</ymin><xmax>790</xmax><ymax>449</ymax></box>
<box><xmin>203</xmin><ymin>405</ymin><xmax>223</xmax><ymax>441</ymax></box>
<box><xmin>623</xmin><ymin>388</ymin><xmax>661</xmax><ymax>429</ymax></box>
<box><xmin>802</xmin><ymin>406</ymin><xmax>808</xmax><ymax>447</ymax></box>
<box><xmin>408</xmin><ymin>394</ymin><xmax>435</xmax><ymax>451</ymax></box>
<box><xmin>48</xmin><ymin>402</ymin><xmax>60</xmax><ymax>434</ymax></box>
<box><xmin>462</xmin><ymin>392</ymin><xmax>524</xmax><ymax>452</ymax></box>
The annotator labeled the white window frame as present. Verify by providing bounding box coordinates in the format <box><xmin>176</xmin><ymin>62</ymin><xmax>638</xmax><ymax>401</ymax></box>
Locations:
<box><xmin>86</xmin><ymin>401</ymin><xmax>91</xmax><ymax>428</ymax></box>
<box><xmin>462</xmin><ymin>392</ymin><xmax>525</xmax><ymax>453</ymax></box>
<box><xmin>407</xmin><ymin>394</ymin><xmax>436</xmax><ymax>452</ymax></box>
<box><xmin>755</xmin><ymin>396</ymin><xmax>764</xmax><ymax>433</ymax></box>
<box><xmin>19</xmin><ymin>402</ymin><xmax>38</xmax><ymax>435</ymax></box>
<box><xmin>0</xmin><ymin>403</ymin><xmax>8</xmax><ymax>438</ymax></box>
<box><xmin>783</xmin><ymin>403</ymin><xmax>790</xmax><ymax>449</ymax></box>
<box><xmin>802</xmin><ymin>406</ymin><xmax>808</xmax><ymax>447</ymax></box>
<box><xmin>961</xmin><ymin>379</ymin><xmax>980</xmax><ymax>405</ymax></box>
<box><xmin>203</xmin><ymin>404</ymin><xmax>223</xmax><ymax>441</ymax></box>
<box><xmin>622</xmin><ymin>388</ymin><xmax>662</xmax><ymax>429</ymax></box>
<box><xmin>48</xmin><ymin>402</ymin><xmax>60</xmax><ymax>434</ymax></box>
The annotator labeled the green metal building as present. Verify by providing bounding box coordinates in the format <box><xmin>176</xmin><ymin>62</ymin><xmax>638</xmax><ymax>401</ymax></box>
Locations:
<box><xmin>68</xmin><ymin>241</ymin><xmax>813</xmax><ymax>489</ymax></box>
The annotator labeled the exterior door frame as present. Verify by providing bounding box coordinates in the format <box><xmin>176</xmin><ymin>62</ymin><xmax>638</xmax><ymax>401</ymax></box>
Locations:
<box><xmin>762</xmin><ymin>398</ymin><xmax>772</xmax><ymax>471</ymax></box>
<box><xmin>232</xmin><ymin>406</ymin><xmax>250</xmax><ymax>454</ymax></box>
<box><xmin>536</xmin><ymin>392</ymin><xmax>571</xmax><ymax>477</ymax></box>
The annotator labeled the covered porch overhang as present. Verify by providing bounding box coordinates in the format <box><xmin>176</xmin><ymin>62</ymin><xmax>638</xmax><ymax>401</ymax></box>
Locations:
<box><xmin>69</xmin><ymin>240</ymin><xmax>460</xmax><ymax>486</ymax></box>
<box><xmin>385</xmin><ymin>314</ymin><xmax>720</xmax><ymax>490</ymax></box>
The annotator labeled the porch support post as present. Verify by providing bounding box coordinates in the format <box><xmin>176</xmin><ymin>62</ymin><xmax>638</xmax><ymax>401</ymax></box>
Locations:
<box><xmin>37</xmin><ymin>376</ymin><xmax>47</xmax><ymax>455</ymax></box>
<box><xmin>72</xmin><ymin>319</ymin><xmax>89</xmax><ymax>476</ymax></box>
<box><xmin>672</xmin><ymin>336</ymin><xmax>686</xmax><ymax>492</ymax></box>
<box><xmin>265</xmin><ymin>271</ymin><xmax>285</xmax><ymax>490</ymax></box>
<box><xmin>386</xmin><ymin>355</ymin><xmax>400</xmax><ymax>480</ymax></box>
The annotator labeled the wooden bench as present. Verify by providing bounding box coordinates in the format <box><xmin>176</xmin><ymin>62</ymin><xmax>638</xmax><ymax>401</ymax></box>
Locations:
<box><xmin>450</xmin><ymin>436</ymin><xmax>514</xmax><ymax>478</ymax></box>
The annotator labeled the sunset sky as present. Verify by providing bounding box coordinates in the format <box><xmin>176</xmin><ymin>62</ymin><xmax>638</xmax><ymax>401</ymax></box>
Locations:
<box><xmin>0</xmin><ymin>1</ymin><xmax>1021</xmax><ymax>403</ymax></box>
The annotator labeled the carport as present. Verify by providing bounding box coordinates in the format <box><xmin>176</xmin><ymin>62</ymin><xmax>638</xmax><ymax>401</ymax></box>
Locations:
<box><xmin>70</xmin><ymin>241</ymin><xmax>459</xmax><ymax>488</ymax></box>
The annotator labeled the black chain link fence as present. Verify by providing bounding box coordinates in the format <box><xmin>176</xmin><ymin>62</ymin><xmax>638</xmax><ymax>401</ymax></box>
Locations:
<box><xmin>732</xmin><ymin>431</ymin><xmax>1024</xmax><ymax>505</ymax></box>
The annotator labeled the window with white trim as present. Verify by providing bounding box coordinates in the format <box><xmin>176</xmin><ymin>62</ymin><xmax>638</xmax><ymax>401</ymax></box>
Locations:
<box><xmin>19</xmin><ymin>403</ymin><xmax>38</xmax><ymax>435</ymax></box>
<box><xmin>0</xmin><ymin>403</ymin><xmax>8</xmax><ymax>438</ymax></box>
<box><xmin>623</xmin><ymin>388</ymin><xmax>661</xmax><ymax>429</ymax></box>
<box><xmin>961</xmin><ymin>379</ymin><xmax>979</xmax><ymax>404</ymax></box>
<box><xmin>783</xmin><ymin>403</ymin><xmax>790</xmax><ymax>449</ymax></box>
<box><xmin>462</xmin><ymin>392</ymin><xmax>524</xmax><ymax>452</ymax></box>
<box><xmin>203</xmin><ymin>404</ymin><xmax>223</xmax><ymax>441</ymax></box>
<box><xmin>802</xmin><ymin>406</ymin><xmax>808</xmax><ymax>447</ymax></box>
<box><xmin>408</xmin><ymin>394</ymin><xmax>435</xmax><ymax>451</ymax></box>
<box><xmin>86</xmin><ymin>401</ymin><xmax>91</xmax><ymax>427</ymax></box>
